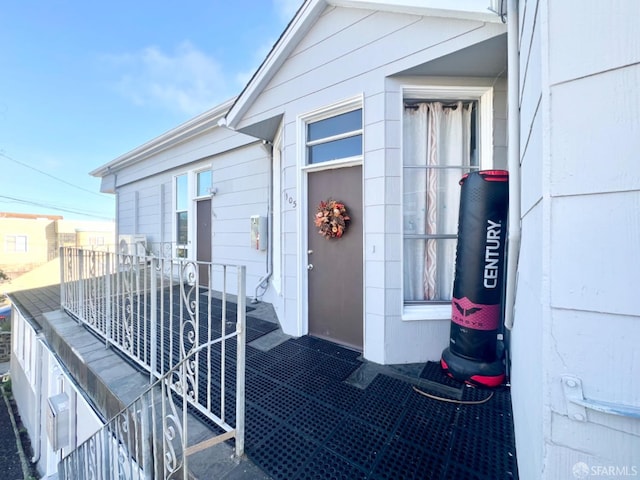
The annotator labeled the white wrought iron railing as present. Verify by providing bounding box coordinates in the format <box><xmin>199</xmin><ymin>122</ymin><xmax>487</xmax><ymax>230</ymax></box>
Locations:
<box><xmin>59</xmin><ymin>247</ymin><xmax>246</xmax><ymax>479</ymax></box>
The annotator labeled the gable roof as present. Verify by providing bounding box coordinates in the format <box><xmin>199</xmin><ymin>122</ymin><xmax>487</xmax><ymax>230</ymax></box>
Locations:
<box><xmin>222</xmin><ymin>0</ymin><xmax>501</xmax><ymax>131</ymax></box>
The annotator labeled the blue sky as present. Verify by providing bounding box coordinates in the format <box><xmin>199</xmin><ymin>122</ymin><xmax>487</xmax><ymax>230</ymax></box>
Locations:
<box><xmin>0</xmin><ymin>0</ymin><xmax>300</xmax><ymax>221</ymax></box>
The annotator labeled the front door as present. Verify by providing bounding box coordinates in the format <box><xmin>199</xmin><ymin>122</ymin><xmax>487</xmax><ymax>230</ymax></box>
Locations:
<box><xmin>196</xmin><ymin>199</ymin><xmax>212</xmax><ymax>285</ymax></box>
<box><xmin>307</xmin><ymin>165</ymin><xmax>363</xmax><ymax>349</ymax></box>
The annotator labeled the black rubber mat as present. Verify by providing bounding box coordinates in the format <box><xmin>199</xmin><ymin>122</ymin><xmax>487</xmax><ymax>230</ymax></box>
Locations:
<box><xmin>242</xmin><ymin>336</ymin><xmax>518</xmax><ymax>480</ymax></box>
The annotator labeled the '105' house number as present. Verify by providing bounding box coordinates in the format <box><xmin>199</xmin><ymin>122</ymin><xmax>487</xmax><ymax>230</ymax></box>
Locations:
<box><xmin>284</xmin><ymin>192</ymin><xmax>297</xmax><ymax>208</ymax></box>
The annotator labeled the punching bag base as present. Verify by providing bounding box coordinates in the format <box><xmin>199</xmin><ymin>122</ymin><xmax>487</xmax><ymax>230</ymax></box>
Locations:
<box><xmin>441</xmin><ymin>347</ymin><xmax>505</xmax><ymax>388</ymax></box>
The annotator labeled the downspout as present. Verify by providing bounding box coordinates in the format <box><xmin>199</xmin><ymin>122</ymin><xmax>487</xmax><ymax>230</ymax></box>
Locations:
<box><xmin>505</xmin><ymin>0</ymin><xmax>521</xmax><ymax>330</ymax></box>
<box><xmin>31</xmin><ymin>334</ymin><xmax>44</xmax><ymax>464</ymax></box>
<box><xmin>252</xmin><ymin>140</ymin><xmax>274</xmax><ymax>303</ymax></box>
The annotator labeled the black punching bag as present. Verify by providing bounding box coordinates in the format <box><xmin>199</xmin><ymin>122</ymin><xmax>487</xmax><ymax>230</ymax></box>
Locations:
<box><xmin>441</xmin><ymin>170</ymin><xmax>508</xmax><ymax>387</ymax></box>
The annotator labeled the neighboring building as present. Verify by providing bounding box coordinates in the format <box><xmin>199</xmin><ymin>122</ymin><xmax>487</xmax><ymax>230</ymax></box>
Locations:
<box><xmin>9</xmin><ymin>1</ymin><xmax>640</xmax><ymax>479</ymax></box>
<box><xmin>0</xmin><ymin>212</ymin><xmax>63</xmax><ymax>281</ymax></box>
<box><xmin>0</xmin><ymin>212</ymin><xmax>115</xmax><ymax>288</ymax></box>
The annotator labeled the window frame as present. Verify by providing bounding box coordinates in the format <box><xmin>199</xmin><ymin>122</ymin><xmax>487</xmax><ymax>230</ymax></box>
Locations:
<box><xmin>5</xmin><ymin>234</ymin><xmax>28</xmax><ymax>253</ymax></box>
<box><xmin>172</xmin><ymin>166</ymin><xmax>213</xmax><ymax>259</ymax></box>
<box><xmin>401</xmin><ymin>85</ymin><xmax>494</xmax><ymax>321</ymax></box>
<box><xmin>299</xmin><ymin>96</ymin><xmax>364</xmax><ymax>171</ymax></box>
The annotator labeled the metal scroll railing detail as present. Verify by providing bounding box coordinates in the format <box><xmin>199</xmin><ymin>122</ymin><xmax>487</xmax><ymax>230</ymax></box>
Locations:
<box><xmin>59</xmin><ymin>247</ymin><xmax>247</xmax><ymax>479</ymax></box>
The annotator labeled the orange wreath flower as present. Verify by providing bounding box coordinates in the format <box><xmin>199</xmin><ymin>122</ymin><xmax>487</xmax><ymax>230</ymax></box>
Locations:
<box><xmin>314</xmin><ymin>199</ymin><xmax>350</xmax><ymax>239</ymax></box>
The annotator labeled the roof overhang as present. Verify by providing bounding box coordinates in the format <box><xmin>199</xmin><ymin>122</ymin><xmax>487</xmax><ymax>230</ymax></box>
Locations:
<box><xmin>90</xmin><ymin>97</ymin><xmax>235</xmax><ymax>178</ymax></box>
<box><xmin>223</xmin><ymin>0</ymin><xmax>502</xmax><ymax>133</ymax></box>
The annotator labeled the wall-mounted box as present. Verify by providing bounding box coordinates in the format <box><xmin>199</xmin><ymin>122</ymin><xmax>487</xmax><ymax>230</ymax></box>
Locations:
<box><xmin>47</xmin><ymin>392</ymin><xmax>70</xmax><ymax>451</ymax></box>
<box><xmin>250</xmin><ymin>216</ymin><xmax>268</xmax><ymax>251</ymax></box>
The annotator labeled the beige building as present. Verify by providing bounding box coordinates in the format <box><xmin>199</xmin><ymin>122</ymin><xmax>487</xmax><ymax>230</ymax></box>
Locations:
<box><xmin>0</xmin><ymin>212</ymin><xmax>115</xmax><ymax>287</ymax></box>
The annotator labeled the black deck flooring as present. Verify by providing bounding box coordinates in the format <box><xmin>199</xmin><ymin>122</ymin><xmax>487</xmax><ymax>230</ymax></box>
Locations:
<box><xmin>239</xmin><ymin>335</ymin><xmax>518</xmax><ymax>480</ymax></box>
<box><xmin>11</xmin><ymin>285</ymin><xmax>517</xmax><ymax>479</ymax></box>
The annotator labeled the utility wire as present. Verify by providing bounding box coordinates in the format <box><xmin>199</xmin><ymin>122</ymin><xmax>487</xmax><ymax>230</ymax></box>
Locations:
<box><xmin>0</xmin><ymin>151</ymin><xmax>109</xmax><ymax>198</ymax></box>
<box><xmin>0</xmin><ymin>194</ymin><xmax>113</xmax><ymax>221</ymax></box>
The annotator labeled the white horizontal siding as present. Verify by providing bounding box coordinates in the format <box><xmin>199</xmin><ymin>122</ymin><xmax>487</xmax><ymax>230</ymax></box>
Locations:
<box><xmin>550</xmin><ymin>191</ymin><xmax>640</xmax><ymax>316</ymax></box>
<box><xmin>550</xmin><ymin>64</ymin><xmax>640</xmax><ymax>196</ymax></box>
<box><xmin>548</xmin><ymin>0</ymin><xmax>640</xmax><ymax>86</ymax></box>
<box><xmin>511</xmin><ymin>1</ymin><xmax>546</xmax><ymax>479</ymax></box>
<box><xmin>114</xmin><ymin>128</ymin><xmax>257</xmax><ymax>188</ymax></box>
<box><xmin>239</xmin><ymin>7</ymin><xmax>504</xmax><ymax>129</ymax></box>
<box><xmin>512</xmin><ymin>1</ymin><xmax>640</xmax><ymax>477</ymax></box>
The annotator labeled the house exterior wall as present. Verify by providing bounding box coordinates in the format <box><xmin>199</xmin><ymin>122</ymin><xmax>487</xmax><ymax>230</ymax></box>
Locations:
<box><xmin>238</xmin><ymin>6</ymin><xmax>507</xmax><ymax>363</ymax></box>
<box><xmin>56</xmin><ymin>220</ymin><xmax>115</xmax><ymax>249</ymax></box>
<box><xmin>11</xmin><ymin>307</ymin><xmax>103</xmax><ymax>478</ymax></box>
<box><xmin>0</xmin><ymin>217</ymin><xmax>115</xmax><ymax>284</ymax></box>
<box><xmin>511</xmin><ymin>1</ymin><xmax>640</xmax><ymax>478</ymax></box>
<box><xmin>510</xmin><ymin>1</ymin><xmax>544</xmax><ymax>478</ymax></box>
<box><xmin>115</xmin><ymin>139</ymin><xmax>274</xmax><ymax>302</ymax></box>
<box><xmin>0</xmin><ymin>217</ymin><xmax>56</xmax><ymax>279</ymax></box>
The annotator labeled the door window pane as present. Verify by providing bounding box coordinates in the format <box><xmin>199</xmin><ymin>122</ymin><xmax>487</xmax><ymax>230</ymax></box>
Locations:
<box><xmin>307</xmin><ymin>109</ymin><xmax>362</xmax><ymax>141</ymax></box>
<box><xmin>308</xmin><ymin>135</ymin><xmax>362</xmax><ymax>164</ymax></box>
<box><xmin>197</xmin><ymin>170</ymin><xmax>211</xmax><ymax>197</ymax></box>
<box><xmin>306</xmin><ymin>108</ymin><xmax>362</xmax><ymax>165</ymax></box>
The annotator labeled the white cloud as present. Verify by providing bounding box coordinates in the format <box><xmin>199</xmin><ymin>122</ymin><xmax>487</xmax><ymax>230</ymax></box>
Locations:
<box><xmin>273</xmin><ymin>0</ymin><xmax>303</xmax><ymax>21</ymax></box>
<box><xmin>106</xmin><ymin>42</ymin><xmax>229</xmax><ymax>116</ymax></box>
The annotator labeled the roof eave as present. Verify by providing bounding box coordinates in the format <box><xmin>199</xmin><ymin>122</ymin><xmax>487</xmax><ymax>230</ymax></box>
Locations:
<box><xmin>330</xmin><ymin>0</ymin><xmax>502</xmax><ymax>23</ymax></box>
<box><xmin>90</xmin><ymin>97</ymin><xmax>236</xmax><ymax>178</ymax></box>
<box><xmin>224</xmin><ymin>0</ymin><xmax>501</xmax><ymax>131</ymax></box>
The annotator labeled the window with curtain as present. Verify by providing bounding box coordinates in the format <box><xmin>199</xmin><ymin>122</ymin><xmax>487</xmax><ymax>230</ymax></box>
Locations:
<box><xmin>403</xmin><ymin>101</ymin><xmax>478</xmax><ymax>304</ymax></box>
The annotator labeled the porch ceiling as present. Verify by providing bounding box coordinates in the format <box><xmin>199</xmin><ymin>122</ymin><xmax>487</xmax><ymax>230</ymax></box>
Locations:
<box><xmin>393</xmin><ymin>33</ymin><xmax>507</xmax><ymax>78</ymax></box>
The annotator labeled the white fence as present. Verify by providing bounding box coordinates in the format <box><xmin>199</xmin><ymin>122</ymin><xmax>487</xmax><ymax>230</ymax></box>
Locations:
<box><xmin>59</xmin><ymin>247</ymin><xmax>246</xmax><ymax>479</ymax></box>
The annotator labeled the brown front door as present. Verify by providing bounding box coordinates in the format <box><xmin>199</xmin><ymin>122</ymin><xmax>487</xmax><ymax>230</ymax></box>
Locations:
<box><xmin>307</xmin><ymin>165</ymin><xmax>363</xmax><ymax>350</ymax></box>
<box><xmin>196</xmin><ymin>199</ymin><xmax>212</xmax><ymax>285</ymax></box>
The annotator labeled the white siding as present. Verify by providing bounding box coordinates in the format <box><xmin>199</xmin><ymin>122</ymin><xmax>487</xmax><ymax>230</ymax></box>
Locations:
<box><xmin>510</xmin><ymin>1</ymin><xmax>546</xmax><ymax>478</ymax></box>
<box><xmin>237</xmin><ymin>6</ymin><xmax>505</xmax><ymax>130</ymax></box>
<box><xmin>11</xmin><ymin>312</ymin><xmax>103</xmax><ymax>478</ymax></box>
<box><xmin>512</xmin><ymin>1</ymin><xmax>640</xmax><ymax>478</ymax></box>
<box><xmin>234</xmin><ymin>5</ymin><xmax>507</xmax><ymax>361</ymax></box>
<box><xmin>113</xmin><ymin>128</ymin><xmax>256</xmax><ymax>189</ymax></box>
<box><xmin>116</xmin><ymin>140</ymin><xmax>276</xmax><ymax>303</ymax></box>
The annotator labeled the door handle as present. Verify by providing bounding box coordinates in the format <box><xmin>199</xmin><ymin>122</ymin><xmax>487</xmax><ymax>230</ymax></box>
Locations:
<box><xmin>307</xmin><ymin>250</ymin><xmax>313</xmax><ymax>255</ymax></box>
<box><xmin>307</xmin><ymin>264</ymin><xmax>314</xmax><ymax>271</ymax></box>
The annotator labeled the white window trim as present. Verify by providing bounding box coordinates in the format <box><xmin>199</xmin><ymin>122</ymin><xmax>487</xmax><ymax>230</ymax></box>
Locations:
<box><xmin>295</xmin><ymin>94</ymin><xmax>364</xmax><ymax>337</ymax></box>
<box><xmin>401</xmin><ymin>85</ymin><xmax>494</xmax><ymax>322</ymax></box>
<box><xmin>172</xmin><ymin>164</ymin><xmax>213</xmax><ymax>260</ymax></box>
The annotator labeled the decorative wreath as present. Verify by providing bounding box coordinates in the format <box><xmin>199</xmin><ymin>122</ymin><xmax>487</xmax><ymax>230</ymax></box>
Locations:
<box><xmin>314</xmin><ymin>199</ymin><xmax>351</xmax><ymax>239</ymax></box>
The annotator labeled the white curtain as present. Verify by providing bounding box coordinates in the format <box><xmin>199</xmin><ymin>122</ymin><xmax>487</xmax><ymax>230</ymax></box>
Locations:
<box><xmin>403</xmin><ymin>101</ymin><xmax>472</xmax><ymax>301</ymax></box>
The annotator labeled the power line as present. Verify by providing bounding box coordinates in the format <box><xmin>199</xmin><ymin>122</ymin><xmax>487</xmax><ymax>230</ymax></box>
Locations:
<box><xmin>0</xmin><ymin>195</ymin><xmax>113</xmax><ymax>221</ymax></box>
<box><xmin>0</xmin><ymin>151</ymin><xmax>109</xmax><ymax>198</ymax></box>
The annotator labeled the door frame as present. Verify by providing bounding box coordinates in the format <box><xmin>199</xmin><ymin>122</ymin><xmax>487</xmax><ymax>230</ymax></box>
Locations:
<box><xmin>296</xmin><ymin>157</ymin><xmax>365</xmax><ymax>340</ymax></box>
